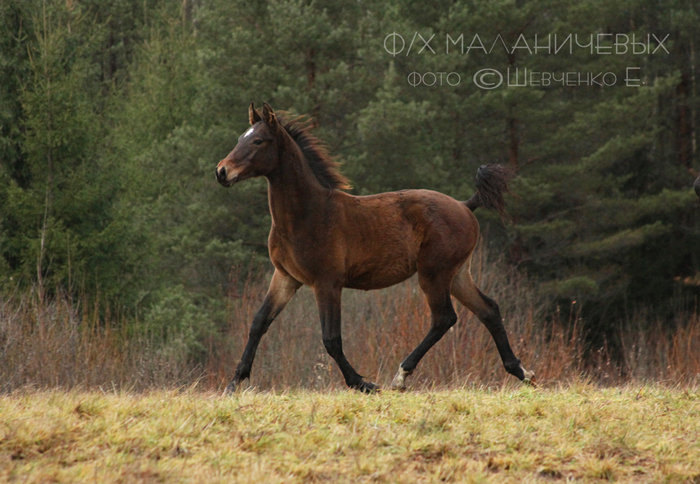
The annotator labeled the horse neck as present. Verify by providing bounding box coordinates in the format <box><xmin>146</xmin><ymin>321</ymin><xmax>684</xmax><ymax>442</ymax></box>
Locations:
<box><xmin>266</xmin><ymin>137</ymin><xmax>329</xmax><ymax>230</ymax></box>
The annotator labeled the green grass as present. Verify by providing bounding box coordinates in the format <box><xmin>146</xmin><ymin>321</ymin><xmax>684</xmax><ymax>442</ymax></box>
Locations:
<box><xmin>1</xmin><ymin>384</ymin><xmax>698</xmax><ymax>483</ymax></box>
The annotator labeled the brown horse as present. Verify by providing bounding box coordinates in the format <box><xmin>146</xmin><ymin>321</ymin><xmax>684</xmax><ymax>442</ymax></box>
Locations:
<box><xmin>216</xmin><ymin>103</ymin><xmax>534</xmax><ymax>393</ymax></box>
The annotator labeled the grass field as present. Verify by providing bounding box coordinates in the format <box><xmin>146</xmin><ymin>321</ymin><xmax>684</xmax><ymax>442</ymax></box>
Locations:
<box><xmin>1</xmin><ymin>384</ymin><xmax>697</xmax><ymax>483</ymax></box>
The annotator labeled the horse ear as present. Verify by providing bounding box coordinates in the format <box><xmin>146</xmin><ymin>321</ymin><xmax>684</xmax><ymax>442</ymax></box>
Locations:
<box><xmin>262</xmin><ymin>103</ymin><xmax>279</xmax><ymax>130</ymax></box>
<box><xmin>248</xmin><ymin>102</ymin><xmax>262</xmax><ymax>125</ymax></box>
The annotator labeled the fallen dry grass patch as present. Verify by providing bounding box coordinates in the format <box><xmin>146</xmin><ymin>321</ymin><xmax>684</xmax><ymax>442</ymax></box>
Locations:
<box><xmin>0</xmin><ymin>384</ymin><xmax>697</xmax><ymax>482</ymax></box>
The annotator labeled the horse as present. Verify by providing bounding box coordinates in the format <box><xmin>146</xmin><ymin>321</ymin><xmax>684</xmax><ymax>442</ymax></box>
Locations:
<box><xmin>216</xmin><ymin>102</ymin><xmax>534</xmax><ymax>393</ymax></box>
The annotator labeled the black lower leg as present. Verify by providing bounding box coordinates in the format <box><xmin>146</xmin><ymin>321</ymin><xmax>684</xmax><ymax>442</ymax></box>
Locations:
<box><xmin>323</xmin><ymin>337</ymin><xmax>365</xmax><ymax>389</ymax></box>
<box><xmin>477</xmin><ymin>289</ymin><xmax>527</xmax><ymax>380</ymax></box>
<box><xmin>226</xmin><ymin>270</ymin><xmax>300</xmax><ymax>393</ymax></box>
<box><xmin>400</xmin><ymin>304</ymin><xmax>457</xmax><ymax>373</ymax></box>
<box><xmin>228</xmin><ymin>298</ymin><xmax>274</xmax><ymax>389</ymax></box>
<box><xmin>317</xmin><ymin>287</ymin><xmax>377</xmax><ymax>393</ymax></box>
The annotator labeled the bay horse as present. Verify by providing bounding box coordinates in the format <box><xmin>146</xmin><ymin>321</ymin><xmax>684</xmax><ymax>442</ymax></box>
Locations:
<box><xmin>216</xmin><ymin>103</ymin><xmax>535</xmax><ymax>393</ymax></box>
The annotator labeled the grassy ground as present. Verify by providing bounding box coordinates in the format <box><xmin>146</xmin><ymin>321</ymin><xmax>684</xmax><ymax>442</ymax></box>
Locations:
<box><xmin>1</xmin><ymin>384</ymin><xmax>698</xmax><ymax>483</ymax></box>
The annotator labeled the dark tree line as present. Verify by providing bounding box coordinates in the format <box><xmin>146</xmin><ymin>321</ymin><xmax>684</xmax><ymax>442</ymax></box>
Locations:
<box><xmin>1</xmin><ymin>0</ymin><xmax>698</xmax><ymax>357</ymax></box>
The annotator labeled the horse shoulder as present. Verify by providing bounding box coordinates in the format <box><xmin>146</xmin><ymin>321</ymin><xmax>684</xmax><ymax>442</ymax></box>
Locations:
<box><xmin>268</xmin><ymin>217</ymin><xmax>345</xmax><ymax>286</ymax></box>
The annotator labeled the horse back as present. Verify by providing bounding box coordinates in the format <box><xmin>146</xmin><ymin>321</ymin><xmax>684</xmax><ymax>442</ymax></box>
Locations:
<box><xmin>336</xmin><ymin>189</ymin><xmax>479</xmax><ymax>289</ymax></box>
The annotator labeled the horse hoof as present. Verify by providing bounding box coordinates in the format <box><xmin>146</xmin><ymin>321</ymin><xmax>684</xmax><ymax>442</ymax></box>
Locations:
<box><xmin>391</xmin><ymin>367</ymin><xmax>410</xmax><ymax>391</ymax></box>
<box><xmin>224</xmin><ymin>380</ymin><xmax>239</xmax><ymax>395</ymax></box>
<box><xmin>391</xmin><ymin>382</ymin><xmax>406</xmax><ymax>392</ymax></box>
<box><xmin>522</xmin><ymin>370</ymin><xmax>537</xmax><ymax>388</ymax></box>
<box><xmin>355</xmin><ymin>380</ymin><xmax>380</xmax><ymax>394</ymax></box>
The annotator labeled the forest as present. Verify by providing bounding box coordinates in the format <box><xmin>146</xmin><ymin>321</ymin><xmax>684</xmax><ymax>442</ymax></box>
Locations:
<box><xmin>1</xmin><ymin>0</ymin><xmax>699</xmax><ymax>390</ymax></box>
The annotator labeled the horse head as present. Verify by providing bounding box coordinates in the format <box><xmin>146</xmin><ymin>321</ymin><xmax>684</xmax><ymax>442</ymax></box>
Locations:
<box><xmin>216</xmin><ymin>103</ymin><xmax>281</xmax><ymax>186</ymax></box>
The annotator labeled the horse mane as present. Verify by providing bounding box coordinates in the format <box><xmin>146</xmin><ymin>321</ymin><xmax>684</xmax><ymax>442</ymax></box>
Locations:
<box><xmin>279</xmin><ymin>114</ymin><xmax>352</xmax><ymax>191</ymax></box>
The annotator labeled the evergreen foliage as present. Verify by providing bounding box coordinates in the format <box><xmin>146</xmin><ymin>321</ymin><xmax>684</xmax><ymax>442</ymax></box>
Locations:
<box><xmin>1</xmin><ymin>0</ymin><xmax>698</xmax><ymax>357</ymax></box>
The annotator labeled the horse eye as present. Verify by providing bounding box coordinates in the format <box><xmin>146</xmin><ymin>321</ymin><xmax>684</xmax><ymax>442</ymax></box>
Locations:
<box><xmin>253</xmin><ymin>139</ymin><xmax>263</xmax><ymax>145</ymax></box>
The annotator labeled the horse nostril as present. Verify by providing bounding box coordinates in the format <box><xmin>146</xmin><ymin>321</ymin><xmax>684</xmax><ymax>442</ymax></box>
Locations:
<box><xmin>217</xmin><ymin>166</ymin><xmax>226</xmax><ymax>182</ymax></box>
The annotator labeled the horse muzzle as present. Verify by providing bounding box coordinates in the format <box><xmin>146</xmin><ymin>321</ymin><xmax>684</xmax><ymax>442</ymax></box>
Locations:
<box><xmin>216</xmin><ymin>165</ymin><xmax>239</xmax><ymax>187</ymax></box>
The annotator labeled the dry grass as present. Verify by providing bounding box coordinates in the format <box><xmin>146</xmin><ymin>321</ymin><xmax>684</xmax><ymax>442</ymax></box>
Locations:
<box><xmin>209</xmin><ymin>247</ymin><xmax>699</xmax><ymax>391</ymax></box>
<box><xmin>0</xmin><ymin>385</ymin><xmax>698</xmax><ymax>482</ymax></box>
<box><xmin>0</xmin><ymin>289</ymin><xmax>199</xmax><ymax>392</ymax></box>
<box><xmin>1</xmin><ymin>246</ymin><xmax>698</xmax><ymax>392</ymax></box>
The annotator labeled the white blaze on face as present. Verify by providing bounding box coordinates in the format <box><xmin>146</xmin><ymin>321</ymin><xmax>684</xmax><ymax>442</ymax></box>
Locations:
<box><xmin>243</xmin><ymin>127</ymin><xmax>255</xmax><ymax>139</ymax></box>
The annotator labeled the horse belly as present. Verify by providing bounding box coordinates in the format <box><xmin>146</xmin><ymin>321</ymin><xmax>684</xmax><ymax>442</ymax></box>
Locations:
<box><xmin>344</xmin><ymin>242</ymin><xmax>418</xmax><ymax>290</ymax></box>
<box><xmin>345</xmin><ymin>265</ymin><xmax>416</xmax><ymax>290</ymax></box>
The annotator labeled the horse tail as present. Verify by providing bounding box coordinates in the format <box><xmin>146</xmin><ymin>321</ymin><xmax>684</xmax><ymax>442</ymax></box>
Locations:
<box><xmin>694</xmin><ymin>174</ymin><xmax>700</xmax><ymax>199</ymax></box>
<box><xmin>464</xmin><ymin>164</ymin><xmax>511</xmax><ymax>216</ymax></box>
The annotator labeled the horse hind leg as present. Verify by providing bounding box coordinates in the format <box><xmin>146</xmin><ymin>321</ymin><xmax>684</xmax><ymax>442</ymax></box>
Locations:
<box><xmin>450</xmin><ymin>263</ymin><xmax>535</xmax><ymax>385</ymax></box>
<box><xmin>391</xmin><ymin>272</ymin><xmax>458</xmax><ymax>391</ymax></box>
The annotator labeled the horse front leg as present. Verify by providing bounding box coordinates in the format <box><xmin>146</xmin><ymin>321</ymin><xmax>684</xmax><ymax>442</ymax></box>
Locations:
<box><xmin>315</xmin><ymin>285</ymin><xmax>378</xmax><ymax>393</ymax></box>
<box><xmin>226</xmin><ymin>269</ymin><xmax>301</xmax><ymax>393</ymax></box>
